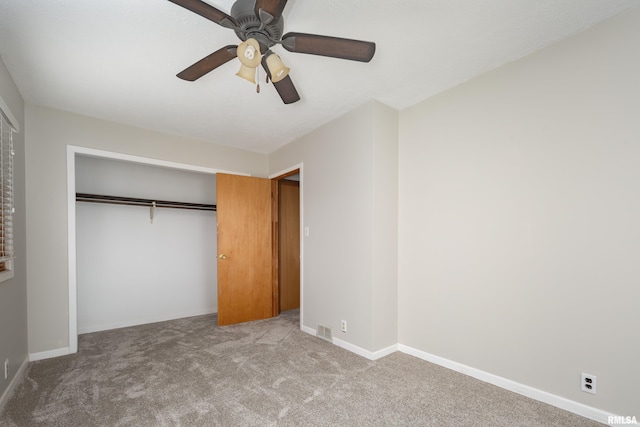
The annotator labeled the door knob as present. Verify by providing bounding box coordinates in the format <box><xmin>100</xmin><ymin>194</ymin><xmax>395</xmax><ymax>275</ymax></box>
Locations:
<box><xmin>219</xmin><ymin>254</ymin><xmax>228</xmax><ymax>260</ymax></box>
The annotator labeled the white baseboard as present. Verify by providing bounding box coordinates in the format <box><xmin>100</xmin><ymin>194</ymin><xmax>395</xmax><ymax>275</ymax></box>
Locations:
<box><xmin>0</xmin><ymin>355</ymin><xmax>29</xmax><ymax>415</ymax></box>
<box><xmin>332</xmin><ymin>337</ymin><xmax>375</xmax><ymax>360</ymax></box>
<box><xmin>29</xmin><ymin>347</ymin><xmax>71</xmax><ymax>362</ymax></box>
<box><xmin>301</xmin><ymin>325</ymin><xmax>397</xmax><ymax>361</ymax></box>
<box><xmin>371</xmin><ymin>344</ymin><xmax>399</xmax><ymax>360</ymax></box>
<box><xmin>301</xmin><ymin>324</ymin><xmax>315</xmax><ymax>336</ymax></box>
<box><xmin>398</xmin><ymin>344</ymin><xmax>619</xmax><ymax>426</ymax></box>
<box><xmin>333</xmin><ymin>338</ymin><xmax>398</xmax><ymax>361</ymax></box>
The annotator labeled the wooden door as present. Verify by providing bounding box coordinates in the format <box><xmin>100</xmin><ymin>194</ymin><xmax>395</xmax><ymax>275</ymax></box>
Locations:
<box><xmin>279</xmin><ymin>179</ymin><xmax>300</xmax><ymax>311</ymax></box>
<box><xmin>217</xmin><ymin>173</ymin><xmax>273</xmax><ymax>326</ymax></box>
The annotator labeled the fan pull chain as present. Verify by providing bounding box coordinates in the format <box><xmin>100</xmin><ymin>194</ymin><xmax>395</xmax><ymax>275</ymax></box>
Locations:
<box><xmin>256</xmin><ymin>67</ymin><xmax>260</xmax><ymax>93</ymax></box>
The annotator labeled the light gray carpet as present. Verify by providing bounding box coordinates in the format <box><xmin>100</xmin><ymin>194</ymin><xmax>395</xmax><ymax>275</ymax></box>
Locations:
<box><xmin>1</xmin><ymin>310</ymin><xmax>602</xmax><ymax>426</ymax></box>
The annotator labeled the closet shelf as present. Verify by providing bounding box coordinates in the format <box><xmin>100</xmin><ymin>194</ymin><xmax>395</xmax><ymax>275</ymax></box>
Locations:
<box><xmin>76</xmin><ymin>193</ymin><xmax>216</xmax><ymax>211</ymax></box>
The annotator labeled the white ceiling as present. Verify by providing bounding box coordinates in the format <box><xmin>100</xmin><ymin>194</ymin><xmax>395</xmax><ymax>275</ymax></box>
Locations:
<box><xmin>1</xmin><ymin>0</ymin><xmax>638</xmax><ymax>153</ymax></box>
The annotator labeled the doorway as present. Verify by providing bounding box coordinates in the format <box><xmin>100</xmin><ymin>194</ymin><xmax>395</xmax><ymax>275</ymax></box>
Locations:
<box><xmin>278</xmin><ymin>176</ymin><xmax>300</xmax><ymax>311</ymax></box>
<box><xmin>216</xmin><ymin>168</ymin><xmax>302</xmax><ymax>326</ymax></box>
<box><xmin>270</xmin><ymin>167</ymin><xmax>302</xmax><ymax>320</ymax></box>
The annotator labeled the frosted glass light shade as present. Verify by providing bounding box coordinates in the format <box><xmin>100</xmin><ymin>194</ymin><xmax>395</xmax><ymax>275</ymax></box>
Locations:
<box><xmin>237</xmin><ymin>38</ymin><xmax>261</xmax><ymax>68</ymax></box>
<box><xmin>236</xmin><ymin>64</ymin><xmax>256</xmax><ymax>83</ymax></box>
<box><xmin>265</xmin><ymin>53</ymin><xmax>290</xmax><ymax>83</ymax></box>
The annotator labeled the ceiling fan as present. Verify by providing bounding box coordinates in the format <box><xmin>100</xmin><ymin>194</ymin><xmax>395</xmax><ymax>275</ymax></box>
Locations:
<box><xmin>168</xmin><ymin>0</ymin><xmax>376</xmax><ymax>104</ymax></box>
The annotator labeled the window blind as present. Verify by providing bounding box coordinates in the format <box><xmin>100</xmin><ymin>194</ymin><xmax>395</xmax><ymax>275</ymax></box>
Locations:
<box><xmin>0</xmin><ymin>111</ymin><xmax>15</xmax><ymax>271</ymax></box>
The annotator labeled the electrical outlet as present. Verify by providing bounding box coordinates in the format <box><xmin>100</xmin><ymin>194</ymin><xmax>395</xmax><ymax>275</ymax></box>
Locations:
<box><xmin>4</xmin><ymin>359</ymin><xmax>8</xmax><ymax>380</ymax></box>
<box><xmin>581</xmin><ymin>373</ymin><xmax>596</xmax><ymax>394</ymax></box>
<box><xmin>341</xmin><ymin>320</ymin><xmax>347</xmax><ymax>333</ymax></box>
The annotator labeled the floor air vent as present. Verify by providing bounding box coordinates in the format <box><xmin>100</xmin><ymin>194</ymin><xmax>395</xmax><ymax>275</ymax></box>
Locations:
<box><xmin>316</xmin><ymin>324</ymin><xmax>333</xmax><ymax>343</ymax></box>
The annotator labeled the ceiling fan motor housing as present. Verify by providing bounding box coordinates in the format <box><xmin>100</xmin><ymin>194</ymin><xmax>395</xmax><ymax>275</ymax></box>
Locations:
<box><xmin>231</xmin><ymin>0</ymin><xmax>284</xmax><ymax>53</ymax></box>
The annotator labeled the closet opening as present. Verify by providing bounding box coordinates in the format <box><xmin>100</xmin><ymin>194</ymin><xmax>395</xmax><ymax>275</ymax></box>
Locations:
<box><xmin>67</xmin><ymin>146</ymin><xmax>226</xmax><ymax>354</ymax></box>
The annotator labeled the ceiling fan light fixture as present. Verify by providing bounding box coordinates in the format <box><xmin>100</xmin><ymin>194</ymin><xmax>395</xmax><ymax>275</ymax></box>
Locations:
<box><xmin>265</xmin><ymin>53</ymin><xmax>290</xmax><ymax>83</ymax></box>
<box><xmin>169</xmin><ymin>0</ymin><xmax>376</xmax><ymax>104</ymax></box>
<box><xmin>236</xmin><ymin>64</ymin><xmax>257</xmax><ymax>83</ymax></box>
<box><xmin>237</xmin><ymin>38</ymin><xmax>261</xmax><ymax>68</ymax></box>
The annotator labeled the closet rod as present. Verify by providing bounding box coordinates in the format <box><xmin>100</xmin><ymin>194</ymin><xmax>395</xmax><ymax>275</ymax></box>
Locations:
<box><xmin>76</xmin><ymin>193</ymin><xmax>216</xmax><ymax>211</ymax></box>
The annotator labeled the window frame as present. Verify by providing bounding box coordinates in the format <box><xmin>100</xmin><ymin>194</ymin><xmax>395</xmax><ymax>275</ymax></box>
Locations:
<box><xmin>0</xmin><ymin>110</ymin><xmax>15</xmax><ymax>283</ymax></box>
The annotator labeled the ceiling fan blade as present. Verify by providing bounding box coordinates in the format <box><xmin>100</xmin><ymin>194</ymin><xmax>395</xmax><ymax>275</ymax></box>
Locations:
<box><xmin>272</xmin><ymin>75</ymin><xmax>301</xmax><ymax>104</ymax></box>
<box><xmin>254</xmin><ymin>0</ymin><xmax>288</xmax><ymax>24</ymax></box>
<box><xmin>281</xmin><ymin>32</ymin><xmax>376</xmax><ymax>62</ymax></box>
<box><xmin>177</xmin><ymin>45</ymin><xmax>237</xmax><ymax>81</ymax></box>
<box><xmin>168</xmin><ymin>0</ymin><xmax>237</xmax><ymax>29</ymax></box>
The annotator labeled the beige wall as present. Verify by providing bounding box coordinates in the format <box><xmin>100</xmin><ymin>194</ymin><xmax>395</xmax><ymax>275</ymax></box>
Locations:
<box><xmin>0</xmin><ymin>56</ymin><xmax>27</xmax><ymax>404</ymax></box>
<box><xmin>25</xmin><ymin>105</ymin><xmax>267</xmax><ymax>354</ymax></box>
<box><xmin>371</xmin><ymin>102</ymin><xmax>399</xmax><ymax>351</ymax></box>
<box><xmin>398</xmin><ymin>7</ymin><xmax>640</xmax><ymax>416</ymax></box>
<box><xmin>269</xmin><ymin>101</ymin><xmax>399</xmax><ymax>354</ymax></box>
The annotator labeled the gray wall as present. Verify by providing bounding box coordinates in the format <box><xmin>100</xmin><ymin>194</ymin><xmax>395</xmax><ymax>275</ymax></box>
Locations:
<box><xmin>398</xmin><ymin>7</ymin><xmax>640</xmax><ymax>416</ymax></box>
<box><xmin>269</xmin><ymin>101</ymin><xmax>399</xmax><ymax>354</ymax></box>
<box><xmin>25</xmin><ymin>105</ymin><xmax>267</xmax><ymax>356</ymax></box>
<box><xmin>0</xmin><ymin>57</ymin><xmax>27</xmax><ymax>407</ymax></box>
